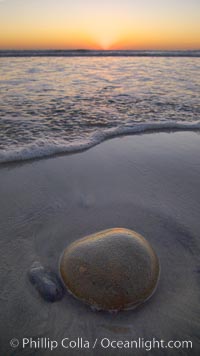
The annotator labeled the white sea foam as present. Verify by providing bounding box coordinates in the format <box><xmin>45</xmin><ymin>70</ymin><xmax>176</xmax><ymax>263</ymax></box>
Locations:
<box><xmin>1</xmin><ymin>57</ymin><xmax>200</xmax><ymax>164</ymax></box>
<box><xmin>1</xmin><ymin>121</ymin><xmax>200</xmax><ymax>164</ymax></box>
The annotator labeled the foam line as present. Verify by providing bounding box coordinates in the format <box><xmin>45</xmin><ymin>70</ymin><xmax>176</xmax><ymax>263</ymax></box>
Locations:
<box><xmin>0</xmin><ymin>121</ymin><xmax>200</xmax><ymax>164</ymax></box>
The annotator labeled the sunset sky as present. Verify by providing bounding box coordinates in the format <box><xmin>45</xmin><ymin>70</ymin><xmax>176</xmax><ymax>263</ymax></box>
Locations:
<box><xmin>0</xmin><ymin>0</ymin><xmax>200</xmax><ymax>50</ymax></box>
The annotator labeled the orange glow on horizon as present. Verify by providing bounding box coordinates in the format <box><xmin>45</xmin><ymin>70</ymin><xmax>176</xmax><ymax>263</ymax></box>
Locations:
<box><xmin>1</xmin><ymin>29</ymin><xmax>200</xmax><ymax>51</ymax></box>
<box><xmin>1</xmin><ymin>28</ymin><xmax>200</xmax><ymax>51</ymax></box>
<box><xmin>0</xmin><ymin>0</ymin><xmax>199</xmax><ymax>50</ymax></box>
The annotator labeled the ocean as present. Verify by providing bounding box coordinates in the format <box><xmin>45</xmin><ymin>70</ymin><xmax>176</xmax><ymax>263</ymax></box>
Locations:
<box><xmin>0</xmin><ymin>53</ymin><xmax>200</xmax><ymax>163</ymax></box>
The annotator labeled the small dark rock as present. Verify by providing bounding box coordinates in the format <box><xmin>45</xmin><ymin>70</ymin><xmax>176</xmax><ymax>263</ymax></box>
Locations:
<box><xmin>29</xmin><ymin>262</ymin><xmax>65</xmax><ymax>302</ymax></box>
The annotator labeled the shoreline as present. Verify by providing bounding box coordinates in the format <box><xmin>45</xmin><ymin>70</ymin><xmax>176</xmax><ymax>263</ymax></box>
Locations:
<box><xmin>1</xmin><ymin>124</ymin><xmax>200</xmax><ymax>166</ymax></box>
<box><xmin>0</xmin><ymin>131</ymin><xmax>200</xmax><ymax>355</ymax></box>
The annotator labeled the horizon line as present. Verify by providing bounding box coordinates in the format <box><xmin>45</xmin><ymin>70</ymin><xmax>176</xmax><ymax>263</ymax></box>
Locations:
<box><xmin>0</xmin><ymin>48</ymin><xmax>200</xmax><ymax>51</ymax></box>
<box><xmin>0</xmin><ymin>48</ymin><xmax>199</xmax><ymax>58</ymax></box>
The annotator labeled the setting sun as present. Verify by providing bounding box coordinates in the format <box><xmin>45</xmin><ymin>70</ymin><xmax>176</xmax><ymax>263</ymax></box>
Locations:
<box><xmin>0</xmin><ymin>0</ymin><xmax>200</xmax><ymax>50</ymax></box>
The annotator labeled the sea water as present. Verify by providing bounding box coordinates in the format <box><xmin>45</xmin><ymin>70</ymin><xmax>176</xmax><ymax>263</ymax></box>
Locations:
<box><xmin>0</xmin><ymin>55</ymin><xmax>200</xmax><ymax>163</ymax></box>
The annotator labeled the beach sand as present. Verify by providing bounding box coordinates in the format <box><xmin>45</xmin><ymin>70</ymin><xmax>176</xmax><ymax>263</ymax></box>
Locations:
<box><xmin>0</xmin><ymin>131</ymin><xmax>200</xmax><ymax>355</ymax></box>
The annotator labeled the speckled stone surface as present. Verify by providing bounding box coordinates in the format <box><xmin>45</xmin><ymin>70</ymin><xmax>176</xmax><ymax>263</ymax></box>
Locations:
<box><xmin>60</xmin><ymin>228</ymin><xmax>160</xmax><ymax>311</ymax></box>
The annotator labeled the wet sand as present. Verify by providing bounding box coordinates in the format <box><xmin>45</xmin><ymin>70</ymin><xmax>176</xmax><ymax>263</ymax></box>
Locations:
<box><xmin>0</xmin><ymin>131</ymin><xmax>200</xmax><ymax>355</ymax></box>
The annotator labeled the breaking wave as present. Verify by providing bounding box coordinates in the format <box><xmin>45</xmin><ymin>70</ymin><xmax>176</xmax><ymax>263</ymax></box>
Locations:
<box><xmin>1</xmin><ymin>121</ymin><xmax>200</xmax><ymax>164</ymax></box>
